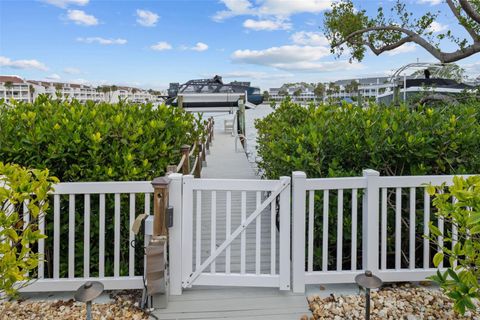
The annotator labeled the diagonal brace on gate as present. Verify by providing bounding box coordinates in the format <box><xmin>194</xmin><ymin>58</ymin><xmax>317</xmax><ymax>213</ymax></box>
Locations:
<box><xmin>183</xmin><ymin>180</ymin><xmax>290</xmax><ymax>288</ymax></box>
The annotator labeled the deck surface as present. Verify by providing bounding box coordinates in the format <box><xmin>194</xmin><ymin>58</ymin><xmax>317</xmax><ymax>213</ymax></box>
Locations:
<box><xmin>154</xmin><ymin>128</ymin><xmax>308</xmax><ymax>319</ymax></box>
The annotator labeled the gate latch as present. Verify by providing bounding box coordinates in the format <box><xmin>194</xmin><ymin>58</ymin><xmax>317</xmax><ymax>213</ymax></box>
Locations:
<box><xmin>167</xmin><ymin>206</ymin><xmax>174</xmax><ymax>228</ymax></box>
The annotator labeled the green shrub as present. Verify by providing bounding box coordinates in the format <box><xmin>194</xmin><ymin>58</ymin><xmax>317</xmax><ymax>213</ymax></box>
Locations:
<box><xmin>427</xmin><ymin>176</ymin><xmax>480</xmax><ymax>315</ymax></box>
<box><xmin>0</xmin><ymin>162</ymin><xmax>57</xmax><ymax>297</ymax></box>
<box><xmin>0</xmin><ymin>96</ymin><xmax>203</xmax><ymax>278</ymax></box>
<box><xmin>256</xmin><ymin>100</ymin><xmax>480</xmax><ymax>270</ymax></box>
<box><xmin>0</xmin><ymin>96</ymin><xmax>202</xmax><ymax>182</ymax></box>
<box><xmin>256</xmin><ymin>100</ymin><xmax>480</xmax><ymax>178</ymax></box>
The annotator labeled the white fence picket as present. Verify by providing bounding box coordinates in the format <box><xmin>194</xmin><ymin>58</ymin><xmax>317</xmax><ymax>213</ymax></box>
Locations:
<box><xmin>84</xmin><ymin>194</ymin><xmax>90</xmax><ymax>278</ymax></box>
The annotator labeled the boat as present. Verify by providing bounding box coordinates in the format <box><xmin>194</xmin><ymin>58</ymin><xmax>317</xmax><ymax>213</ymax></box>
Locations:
<box><xmin>377</xmin><ymin>62</ymin><xmax>477</xmax><ymax>105</ymax></box>
<box><xmin>166</xmin><ymin>75</ymin><xmax>263</xmax><ymax>111</ymax></box>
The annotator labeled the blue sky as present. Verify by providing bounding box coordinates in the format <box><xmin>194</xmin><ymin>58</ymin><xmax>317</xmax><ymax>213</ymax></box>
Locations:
<box><xmin>1</xmin><ymin>0</ymin><xmax>479</xmax><ymax>90</ymax></box>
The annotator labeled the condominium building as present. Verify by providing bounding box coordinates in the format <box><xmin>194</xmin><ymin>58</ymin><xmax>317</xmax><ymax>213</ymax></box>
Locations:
<box><xmin>0</xmin><ymin>76</ymin><xmax>32</xmax><ymax>102</ymax></box>
<box><xmin>28</xmin><ymin>80</ymin><xmax>104</xmax><ymax>102</ymax></box>
<box><xmin>0</xmin><ymin>75</ymin><xmax>159</xmax><ymax>104</ymax></box>
<box><xmin>268</xmin><ymin>77</ymin><xmax>396</xmax><ymax>102</ymax></box>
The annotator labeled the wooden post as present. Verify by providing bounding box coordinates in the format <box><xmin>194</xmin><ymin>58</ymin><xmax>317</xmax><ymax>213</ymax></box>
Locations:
<box><xmin>210</xmin><ymin>117</ymin><xmax>214</xmax><ymax>141</ymax></box>
<box><xmin>151</xmin><ymin>176</ymin><xmax>171</xmax><ymax>237</ymax></box>
<box><xmin>194</xmin><ymin>141</ymin><xmax>202</xmax><ymax>178</ymax></box>
<box><xmin>180</xmin><ymin>145</ymin><xmax>190</xmax><ymax>175</ymax></box>
<box><xmin>201</xmin><ymin>138</ymin><xmax>206</xmax><ymax>165</ymax></box>
<box><xmin>178</xmin><ymin>95</ymin><xmax>183</xmax><ymax>109</ymax></box>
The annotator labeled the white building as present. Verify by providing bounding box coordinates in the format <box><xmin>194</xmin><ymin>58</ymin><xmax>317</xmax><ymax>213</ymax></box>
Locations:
<box><xmin>28</xmin><ymin>80</ymin><xmax>104</xmax><ymax>102</ymax></box>
<box><xmin>0</xmin><ymin>76</ymin><xmax>32</xmax><ymax>102</ymax></box>
<box><xmin>269</xmin><ymin>77</ymin><xmax>397</xmax><ymax>102</ymax></box>
<box><xmin>0</xmin><ymin>75</ymin><xmax>159</xmax><ymax>104</ymax></box>
<box><xmin>268</xmin><ymin>83</ymin><xmax>316</xmax><ymax>102</ymax></box>
<box><xmin>327</xmin><ymin>77</ymin><xmax>395</xmax><ymax>100</ymax></box>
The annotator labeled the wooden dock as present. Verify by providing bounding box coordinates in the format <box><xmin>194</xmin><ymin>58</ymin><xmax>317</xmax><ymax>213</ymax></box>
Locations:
<box><xmin>153</xmin><ymin>129</ymin><xmax>308</xmax><ymax>319</ymax></box>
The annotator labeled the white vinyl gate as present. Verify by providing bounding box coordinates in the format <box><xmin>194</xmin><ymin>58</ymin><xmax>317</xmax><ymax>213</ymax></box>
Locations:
<box><xmin>171</xmin><ymin>175</ymin><xmax>291</xmax><ymax>293</ymax></box>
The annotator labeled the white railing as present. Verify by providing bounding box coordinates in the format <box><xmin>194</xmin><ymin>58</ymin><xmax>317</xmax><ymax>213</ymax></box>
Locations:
<box><xmin>20</xmin><ymin>181</ymin><xmax>153</xmax><ymax>292</ymax></box>
<box><xmin>292</xmin><ymin>170</ymin><xmax>471</xmax><ymax>293</ymax></box>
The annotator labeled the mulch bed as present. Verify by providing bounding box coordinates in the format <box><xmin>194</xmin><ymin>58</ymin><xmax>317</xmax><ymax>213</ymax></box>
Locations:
<box><xmin>306</xmin><ymin>284</ymin><xmax>480</xmax><ymax>320</ymax></box>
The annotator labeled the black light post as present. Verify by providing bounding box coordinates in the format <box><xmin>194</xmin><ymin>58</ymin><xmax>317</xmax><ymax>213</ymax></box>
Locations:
<box><xmin>74</xmin><ymin>281</ymin><xmax>104</xmax><ymax>320</ymax></box>
<box><xmin>355</xmin><ymin>270</ymin><xmax>383</xmax><ymax>320</ymax></box>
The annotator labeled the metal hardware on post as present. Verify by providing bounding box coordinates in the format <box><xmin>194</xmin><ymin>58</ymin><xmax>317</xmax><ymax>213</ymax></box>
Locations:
<box><xmin>167</xmin><ymin>206</ymin><xmax>174</xmax><ymax>228</ymax></box>
<box><xmin>180</xmin><ymin>145</ymin><xmax>190</xmax><ymax>175</ymax></box>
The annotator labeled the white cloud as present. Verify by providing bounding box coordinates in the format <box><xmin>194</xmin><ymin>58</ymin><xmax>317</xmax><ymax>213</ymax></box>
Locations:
<box><xmin>136</xmin><ymin>9</ymin><xmax>159</xmax><ymax>27</ymax></box>
<box><xmin>77</xmin><ymin>37</ymin><xmax>127</xmax><ymax>45</ymax></box>
<box><xmin>63</xmin><ymin>67</ymin><xmax>81</xmax><ymax>74</ymax></box>
<box><xmin>151</xmin><ymin>41</ymin><xmax>172</xmax><ymax>51</ymax></box>
<box><xmin>214</xmin><ymin>0</ymin><xmax>332</xmax><ymax>21</ymax></box>
<box><xmin>191</xmin><ymin>42</ymin><xmax>209</xmax><ymax>52</ymax></box>
<box><xmin>418</xmin><ymin>0</ymin><xmax>442</xmax><ymax>5</ymax></box>
<box><xmin>231</xmin><ymin>44</ymin><xmax>363</xmax><ymax>73</ymax></box>
<box><xmin>257</xmin><ymin>0</ymin><xmax>333</xmax><ymax>17</ymax></box>
<box><xmin>427</xmin><ymin>21</ymin><xmax>448</xmax><ymax>33</ymax></box>
<box><xmin>67</xmin><ymin>9</ymin><xmax>98</xmax><ymax>26</ymax></box>
<box><xmin>243</xmin><ymin>19</ymin><xmax>291</xmax><ymax>31</ymax></box>
<box><xmin>221</xmin><ymin>71</ymin><xmax>294</xmax><ymax>80</ymax></box>
<box><xmin>232</xmin><ymin>45</ymin><xmax>330</xmax><ymax>64</ymax></box>
<box><xmin>0</xmin><ymin>56</ymin><xmax>48</xmax><ymax>71</ymax></box>
<box><xmin>213</xmin><ymin>0</ymin><xmax>254</xmax><ymax>21</ymax></box>
<box><xmin>386</xmin><ymin>43</ymin><xmax>417</xmax><ymax>56</ymax></box>
<box><xmin>42</xmin><ymin>0</ymin><xmax>88</xmax><ymax>8</ymax></box>
<box><xmin>290</xmin><ymin>31</ymin><xmax>329</xmax><ymax>46</ymax></box>
<box><xmin>461</xmin><ymin>61</ymin><xmax>480</xmax><ymax>76</ymax></box>
<box><xmin>46</xmin><ymin>74</ymin><xmax>61</xmax><ymax>80</ymax></box>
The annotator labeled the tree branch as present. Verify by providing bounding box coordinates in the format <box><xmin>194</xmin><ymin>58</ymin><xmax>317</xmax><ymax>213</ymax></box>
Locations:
<box><xmin>336</xmin><ymin>25</ymin><xmax>480</xmax><ymax>63</ymax></box>
<box><xmin>446</xmin><ymin>0</ymin><xmax>480</xmax><ymax>42</ymax></box>
<box><xmin>459</xmin><ymin>0</ymin><xmax>480</xmax><ymax>24</ymax></box>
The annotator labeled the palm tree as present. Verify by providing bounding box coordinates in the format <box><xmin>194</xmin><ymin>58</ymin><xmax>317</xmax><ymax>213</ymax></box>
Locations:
<box><xmin>29</xmin><ymin>84</ymin><xmax>35</xmax><ymax>102</ymax></box>
<box><xmin>4</xmin><ymin>81</ymin><xmax>13</xmax><ymax>99</ymax></box>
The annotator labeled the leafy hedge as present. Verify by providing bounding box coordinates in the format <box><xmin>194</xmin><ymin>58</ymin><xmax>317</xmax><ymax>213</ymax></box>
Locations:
<box><xmin>256</xmin><ymin>100</ymin><xmax>480</xmax><ymax>270</ymax></box>
<box><xmin>0</xmin><ymin>95</ymin><xmax>202</xmax><ymax>182</ymax></box>
<box><xmin>256</xmin><ymin>101</ymin><xmax>480</xmax><ymax>178</ymax></box>
<box><xmin>0</xmin><ymin>96</ymin><xmax>203</xmax><ymax>278</ymax></box>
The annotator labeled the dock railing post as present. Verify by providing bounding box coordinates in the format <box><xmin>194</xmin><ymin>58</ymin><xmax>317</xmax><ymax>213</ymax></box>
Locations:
<box><xmin>194</xmin><ymin>141</ymin><xmax>201</xmax><ymax>178</ymax></box>
<box><xmin>292</xmin><ymin>171</ymin><xmax>307</xmax><ymax>293</ymax></box>
<box><xmin>362</xmin><ymin>169</ymin><xmax>380</xmax><ymax>273</ymax></box>
<box><xmin>180</xmin><ymin>145</ymin><xmax>190</xmax><ymax>175</ymax></box>
<box><xmin>201</xmin><ymin>137</ymin><xmax>207</xmax><ymax>166</ymax></box>
<box><xmin>168</xmin><ymin>173</ymin><xmax>183</xmax><ymax>295</ymax></box>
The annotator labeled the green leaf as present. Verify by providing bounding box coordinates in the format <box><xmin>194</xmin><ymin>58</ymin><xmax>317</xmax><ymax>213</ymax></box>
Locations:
<box><xmin>433</xmin><ymin>252</ymin><xmax>444</xmax><ymax>267</ymax></box>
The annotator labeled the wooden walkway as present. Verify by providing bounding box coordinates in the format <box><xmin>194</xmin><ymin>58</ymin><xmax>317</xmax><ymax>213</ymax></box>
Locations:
<box><xmin>154</xmin><ymin>129</ymin><xmax>308</xmax><ymax>319</ymax></box>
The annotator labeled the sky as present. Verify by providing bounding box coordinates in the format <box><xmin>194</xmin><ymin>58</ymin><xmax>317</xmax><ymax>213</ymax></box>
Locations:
<box><xmin>1</xmin><ymin>0</ymin><xmax>479</xmax><ymax>90</ymax></box>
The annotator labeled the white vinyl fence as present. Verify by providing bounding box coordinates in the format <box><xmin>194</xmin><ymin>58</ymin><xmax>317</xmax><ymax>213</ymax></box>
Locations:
<box><xmin>292</xmin><ymin>170</ymin><xmax>469</xmax><ymax>293</ymax></box>
<box><xmin>20</xmin><ymin>181</ymin><xmax>153</xmax><ymax>292</ymax></box>
<box><xmin>15</xmin><ymin>170</ymin><xmax>472</xmax><ymax>294</ymax></box>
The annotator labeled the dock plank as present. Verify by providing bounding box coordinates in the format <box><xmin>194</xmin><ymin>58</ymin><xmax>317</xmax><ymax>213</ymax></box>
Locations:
<box><xmin>154</xmin><ymin>130</ymin><xmax>308</xmax><ymax>319</ymax></box>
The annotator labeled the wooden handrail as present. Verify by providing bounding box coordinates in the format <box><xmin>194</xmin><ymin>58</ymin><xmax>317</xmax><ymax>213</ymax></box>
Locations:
<box><xmin>176</xmin><ymin>154</ymin><xmax>187</xmax><ymax>173</ymax></box>
<box><xmin>168</xmin><ymin>117</ymin><xmax>214</xmax><ymax>177</ymax></box>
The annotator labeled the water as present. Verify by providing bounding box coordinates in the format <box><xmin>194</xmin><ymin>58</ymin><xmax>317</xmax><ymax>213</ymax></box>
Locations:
<box><xmin>201</xmin><ymin>103</ymin><xmax>274</xmax><ymax>174</ymax></box>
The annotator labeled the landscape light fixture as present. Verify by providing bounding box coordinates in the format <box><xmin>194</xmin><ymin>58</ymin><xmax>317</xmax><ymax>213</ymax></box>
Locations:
<box><xmin>355</xmin><ymin>270</ymin><xmax>383</xmax><ymax>320</ymax></box>
<box><xmin>74</xmin><ymin>281</ymin><xmax>104</xmax><ymax>320</ymax></box>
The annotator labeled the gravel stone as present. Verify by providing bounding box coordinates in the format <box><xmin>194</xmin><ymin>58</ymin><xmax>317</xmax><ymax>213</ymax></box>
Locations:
<box><xmin>0</xmin><ymin>291</ymin><xmax>149</xmax><ymax>320</ymax></box>
<box><xmin>307</xmin><ymin>285</ymin><xmax>480</xmax><ymax>320</ymax></box>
